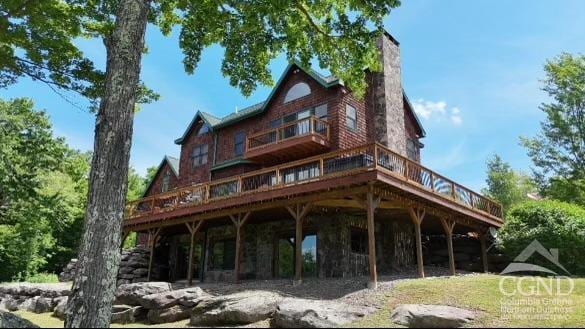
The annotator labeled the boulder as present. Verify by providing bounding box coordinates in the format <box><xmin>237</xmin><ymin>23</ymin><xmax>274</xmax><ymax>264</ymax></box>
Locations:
<box><xmin>119</xmin><ymin>267</ymin><xmax>135</xmax><ymax>275</ymax></box>
<box><xmin>0</xmin><ymin>310</ymin><xmax>39</xmax><ymax>328</ymax></box>
<box><xmin>271</xmin><ymin>298</ymin><xmax>372</xmax><ymax>328</ymax></box>
<box><xmin>52</xmin><ymin>297</ymin><xmax>68</xmax><ymax>320</ymax></box>
<box><xmin>391</xmin><ymin>304</ymin><xmax>477</xmax><ymax>328</ymax></box>
<box><xmin>132</xmin><ymin>268</ymin><xmax>149</xmax><ymax>277</ymax></box>
<box><xmin>111</xmin><ymin>305</ymin><xmax>146</xmax><ymax>324</ymax></box>
<box><xmin>24</xmin><ymin>296</ymin><xmax>53</xmax><ymax>314</ymax></box>
<box><xmin>139</xmin><ymin>287</ymin><xmax>210</xmax><ymax>310</ymax></box>
<box><xmin>115</xmin><ymin>282</ymin><xmax>172</xmax><ymax>306</ymax></box>
<box><xmin>148</xmin><ymin>305</ymin><xmax>191</xmax><ymax>324</ymax></box>
<box><xmin>190</xmin><ymin>291</ymin><xmax>283</xmax><ymax>326</ymax></box>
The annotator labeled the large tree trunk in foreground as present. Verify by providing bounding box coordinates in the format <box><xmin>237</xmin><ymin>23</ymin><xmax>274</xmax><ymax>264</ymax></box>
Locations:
<box><xmin>65</xmin><ymin>0</ymin><xmax>149</xmax><ymax>327</ymax></box>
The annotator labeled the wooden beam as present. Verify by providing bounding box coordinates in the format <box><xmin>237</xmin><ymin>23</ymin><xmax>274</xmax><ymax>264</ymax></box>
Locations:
<box><xmin>229</xmin><ymin>212</ymin><xmax>251</xmax><ymax>283</ymax></box>
<box><xmin>366</xmin><ymin>186</ymin><xmax>379</xmax><ymax>289</ymax></box>
<box><xmin>120</xmin><ymin>230</ymin><xmax>131</xmax><ymax>251</ymax></box>
<box><xmin>408</xmin><ymin>207</ymin><xmax>425</xmax><ymax>278</ymax></box>
<box><xmin>285</xmin><ymin>203</ymin><xmax>311</xmax><ymax>285</ymax></box>
<box><xmin>479</xmin><ymin>231</ymin><xmax>489</xmax><ymax>273</ymax></box>
<box><xmin>186</xmin><ymin>220</ymin><xmax>205</xmax><ymax>286</ymax></box>
<box><xmin>147</xmin><ymin>227</ymin><xmax>161</xmax><ymax>282</ymax></box>
<box><xmin>439</xmin><ymin>217</ymin><xmax>456</xmax><ymax>276</ymax></box>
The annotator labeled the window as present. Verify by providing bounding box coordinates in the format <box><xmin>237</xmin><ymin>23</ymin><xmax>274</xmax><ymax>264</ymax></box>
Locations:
<box><xmin>407</xmin><ymin>139</ymin><xmax>419</xmax><ymax>161</ymax></box>
<box><xmin>350</xmin><ymin>227</ymin><xmax>368</xmax><ymax>254</ymax></box>
<box><xmin>234</xmin><ymin>132</ymin><xmax>246</xmax><ymax>157</ymax></box>
<box><xmin>315</xmin><ymin>104</ymin><xmax>328</xmax><ymax>120</ymax></box>
<box><xmin>161</xmin><ymin>170</ymin><xmax>171</xmax><ymax>192</ymax></box>
<box><xmin>284</xmin><ymin>82</ymin><xmax>311</xmax><ymax>103</ymax></box>
<box><xmin>198</xmin><ymin>124</ymin><xmax>210</xmax><ymax>136</ymax></box>
<box><xmin>191</xmin><ymin>144</ymin><xmax>208</xmax><ymax>168</ymax></box>
<box><xmin>210</xmin><ymin>239</ymin><xmax>236</xmax><ymax>270</ymax></box>
<box><xmin>346</xmin><ymin>104</ymin><xmax>358</xmax><ymax>131</ymax></box>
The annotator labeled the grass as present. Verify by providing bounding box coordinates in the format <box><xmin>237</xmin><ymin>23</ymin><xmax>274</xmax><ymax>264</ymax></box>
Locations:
<box><xmin>351</xmin><ymin>275</ymin><xmax>585</xmax><ymax>328</ymax></box>
<box><xmin>14</xmin><ymin>311</ymin><xmax>191</xmax><ymax>328</ymax></box>
<box><xmin>23</xmin><ymin>273</ymin><xmax>60</xmax><ymax>284</ymax></box>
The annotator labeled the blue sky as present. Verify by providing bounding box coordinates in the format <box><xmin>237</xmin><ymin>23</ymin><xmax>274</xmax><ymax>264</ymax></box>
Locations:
<box><xmin>2</xmin><ymin>0</ymin><xmax>584</xmax><ymax>192</ymax></box>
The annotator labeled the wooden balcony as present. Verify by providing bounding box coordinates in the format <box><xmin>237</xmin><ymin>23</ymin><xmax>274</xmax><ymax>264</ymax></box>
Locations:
<box><xmin>245</xmin><ymin>116</ymin><xmax>330</xmax><ymax>163</ymax></box>
<box><xmin>125</xmin><ymin>143</ymin><xmax>504</xmax><ymax>229</ymax></box>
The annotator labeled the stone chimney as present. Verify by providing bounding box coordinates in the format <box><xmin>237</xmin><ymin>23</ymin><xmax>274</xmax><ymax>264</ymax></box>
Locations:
<box><xmin>369</xmin><ymin>32</ymin><xmax>406</xmax><ymax>156</ymax></box>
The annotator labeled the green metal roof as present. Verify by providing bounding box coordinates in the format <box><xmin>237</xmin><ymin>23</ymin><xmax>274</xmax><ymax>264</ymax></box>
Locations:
<box><xmin>210</xmin><ymin>157</ymin><xmax>254</xmax><ymax>171</ymax></box>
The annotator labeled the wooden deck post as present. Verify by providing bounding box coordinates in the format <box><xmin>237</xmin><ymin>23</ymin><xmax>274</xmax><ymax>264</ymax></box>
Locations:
<box><xmin>286</xmin><ymin>203</ymin><xmax>312</xmax><ymax>286</ymax></box>
<box><xmin>120</xmin><ymin>230</ymin><xmax>130</xmax><ymax>251</ymax></box>
<box><xmin>185</xmin><ymin>220</ymin><xmax>205</xmax><ymax>286</ymax></box>
<box><xmin>439</xmin><ymin>218</ymin><xmax>457</xmax><ymax>276</ymax></box>
<box><xmin>408</xmin><ymin>207</ymin><xmax>426</xmax><ymax>278</ymax></box>
<box><xmin>479</xmin><ymin>231</ymin><xmax>489</xmax><ymax>273</ymax></box>
<box><xmin>147</xmin><ymin>227</ymin><xmax>161</xmax><ymax>282</ymax></box>
<box><xmin>229</xmin><ymin>212</ymin><xmax>251</xmax><ymax>283</ymax></box>
<box><xmin>366</xmin><ymin>186</ymin><xmax>381</xmax><ymax>289</ymax></box>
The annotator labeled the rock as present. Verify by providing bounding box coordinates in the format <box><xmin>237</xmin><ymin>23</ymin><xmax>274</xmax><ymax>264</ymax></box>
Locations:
<box><xmin>0</xmin><ymin>283</ymin><xmax>70</xmax><ymax>298</ymax></box>
<box><xmin>140</xmin><ymin>287</ymin><xmax>210</xmax><ymax>310</ymax></box>
<box><xmin>115</xmin><ymin>282</ymin><xmax>172</xmax><ymax>306</ymax></box>
<box><xmin>24</xmin><ymin>296</ymin><xmax>53</xmax><ymax>314</ymax></box>
<box><xmin>132</xmin><ymin>278</ymin><xmax>148</xmax><ymax>284</ymax></box>
<box><xmin>119</xmin><ymin>267</ymin><xmax>135</xmax><ymax>274</ymax></box>
<box><xmin>190</xmin><ymin>291</ymin><xmax>283</xmax><ymax>326</ymax></box>
<box><xmin>111</xmin><ymin>305</ymin><xmax>146</xmax><ymax>324</ymax></box>
<box><xmin>132</xmin><ymin>268</ymin><xmax>149</xmax><ymax>277</ymax></box>
<box><xmin>0</xmin><ymin>310</ymin><xmax>39</xmax><ymax>328</ymax></box>
<box><xmin>52</xmin><ymin>297</ymin><xmax>68</xmax><ymax>320</ymax></box>
<box><xmin>2</xmin><ymin>299</ymin><xmax>20</xmax><ymax>312</ymax></box>
<box><xmin>391</xmin><ymin>304</ymin><xmax>477</xmax><ymax>328</ymax></box>
<box><xmin>148</xmin><ymin>305</ymin><xmax>191</xmax><ymax>324</ymax></box>
<box><xmin>271</xmin><ymin>298</ymin><xmax>372</xmax><ymax>328</ymax></box>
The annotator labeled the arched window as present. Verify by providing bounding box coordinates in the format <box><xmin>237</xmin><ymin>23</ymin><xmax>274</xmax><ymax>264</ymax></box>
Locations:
<box><xmin>198</xmin><ymin>124</ymin><xmax>210</xmax><ymax>136</ymax></box>
<box><xmin>284</xmin><ymin>82</ymin><xmax>311</xmax><ymax>103</ymax></box>
<box><xmin>161</xmin><ymin>170</ymin><xmax>171</xmax><ymax>192</ymax></box>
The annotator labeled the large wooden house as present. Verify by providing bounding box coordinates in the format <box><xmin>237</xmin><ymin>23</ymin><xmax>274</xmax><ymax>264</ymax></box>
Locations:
<box><xmin>123</xmin><ymin>32</ymin><xmax>503</xmax><ymax>288</ymax></box>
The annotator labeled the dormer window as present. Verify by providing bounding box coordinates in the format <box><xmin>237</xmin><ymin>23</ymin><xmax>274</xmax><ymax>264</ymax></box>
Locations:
<box><xmin>284</xmin><ymin>82</ymin><xmax>311</xmax><ymax>103</ymax></box>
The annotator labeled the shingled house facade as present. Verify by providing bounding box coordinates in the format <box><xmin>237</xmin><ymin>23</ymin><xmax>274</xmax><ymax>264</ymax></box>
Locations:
<box><xmin>123</xmin><ymin>33</ymin><xmax>503</xmax><ymax>288</ymax></box>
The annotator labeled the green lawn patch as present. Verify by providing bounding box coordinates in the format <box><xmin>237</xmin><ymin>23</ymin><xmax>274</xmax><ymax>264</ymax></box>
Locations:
<box><xmin>352</xmin><ymin>274</ymin><xmax>585</xmax><ymax>328</ymax></box>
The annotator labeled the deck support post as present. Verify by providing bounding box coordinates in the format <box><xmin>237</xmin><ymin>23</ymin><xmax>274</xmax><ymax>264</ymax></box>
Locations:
<box><xmin>365</xmin><ymin>186</ymin><xmax>381</xmax><ymax>289</ymax></box>
<box><xmin>479</xmin><ymin>230</ymin><xmax>489</xmax><ymax>273</ymax></box>
<box><xmin>185</xmin><ymin>220</ymin><xmax>205</xmax><ymax>286</ymax></box>
<box><xmin>439</xmin><ymin>218</ymin><xmax>457</xmax><ymax>276</ymax></box>
<box><xmin>408</xmin><ymin>207</ymin><xmax>426</xmax><ymax>278</ymax></box>
<box><xmin>229</xmin><ymin>212</ymin><xmax>251</xmax><ymax>283</ymax></box>
<box><xmin>147</xmin><ymin>227</ymin><xmax>162</xmax><ymax>282</ymax></box>
<box><xmin>286</xmin><ymin>203</ymin><xmax>312</xmax><ymax>286</ymax></box>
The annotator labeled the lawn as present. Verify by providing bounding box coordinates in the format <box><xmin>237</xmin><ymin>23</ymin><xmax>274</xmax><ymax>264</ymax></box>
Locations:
<box><xmin>13</xmin><ymin>311</ymin><xmax>190</xmax><ymax>328</ymax></box>
<box><xmin>351</xmin><ymin>275</ymin><xmax>585</xmax><ymax>328</ymax></box>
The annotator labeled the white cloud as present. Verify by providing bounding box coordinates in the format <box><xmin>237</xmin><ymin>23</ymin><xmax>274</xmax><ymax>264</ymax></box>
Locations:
<box><xmin>413</xmin><ymin>99</ymin><xmax>464</xmax><ymax>126</ymax></box>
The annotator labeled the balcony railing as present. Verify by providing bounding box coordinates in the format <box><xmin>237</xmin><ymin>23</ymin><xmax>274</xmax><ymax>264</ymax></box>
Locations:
<box><xmin>126</xmin><ymin>143</ymin><xmax>504</xmax><ymax>221</ymax></box>
<box><xmin>247</xmin><ymin>116</ymin><xmax>330</xmax><ymax>152</ymax></box>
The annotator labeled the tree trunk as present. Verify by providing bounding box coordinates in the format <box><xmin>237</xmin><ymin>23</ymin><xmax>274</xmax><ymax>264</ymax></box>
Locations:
<box><xmin>65</xmin><ymin>0</ymin><xmax>149</xmax><ymax>327</ymax></box>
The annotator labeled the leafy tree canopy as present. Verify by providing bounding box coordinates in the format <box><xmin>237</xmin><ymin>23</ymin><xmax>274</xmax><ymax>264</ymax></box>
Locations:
<box><xmin>482</xmin><ymin>154</ymin><xmax>536</xmax><ymax>215</ymax></box>
<box><xmin>522</xmin><ymin>53</ymin><xmax>585</xmax><ymax>205</ymax></box>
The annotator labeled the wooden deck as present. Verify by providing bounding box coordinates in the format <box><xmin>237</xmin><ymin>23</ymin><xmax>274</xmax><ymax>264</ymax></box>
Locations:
<box><xmin>124</xmin><ymin>143</ymin><xmax>503</xmax><ymax>231</ymax></box>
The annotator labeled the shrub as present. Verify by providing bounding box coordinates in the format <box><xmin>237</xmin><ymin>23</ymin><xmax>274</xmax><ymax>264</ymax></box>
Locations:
<box><xmin>24</xmin><ymin>273</ymin><xmax>60</xmax><ymax>284</ymax></box>
<box><xmin>499</xmin><ymin>200</ymin><xmax>585</xmax><ymax>276</ymax></box>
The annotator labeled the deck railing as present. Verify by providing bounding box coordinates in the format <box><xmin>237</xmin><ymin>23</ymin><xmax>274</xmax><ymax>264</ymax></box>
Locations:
<box><xmin>126</xmin><ymin>143</ymin><xmax>503</xmax><ymax>220</ymax></box>
<box><xmin>246</xmin><ymin>115</ymin><xmax>330</xmax><ymax>152</ymax></box>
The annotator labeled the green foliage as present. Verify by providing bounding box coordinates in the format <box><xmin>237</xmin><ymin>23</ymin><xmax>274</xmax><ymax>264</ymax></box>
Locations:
<box><xmin>521</xmin><ymin>53</ymin><xmax>585</xmax><ymax>205</ymax></box>
<box><xmin>21</xmin><ymin>273</ymin><xmax>60</xmax><ymax>284</ymax></box>
<box><xmin>163</xmin><ymin>0</ymin><xmax>401</xmax><ymax>97</ymax></box>
<box><xmin>127</xmin><ymin>167</ymin><xmax>148</xmax><ymax>201</ymax></box>
<box><xmin>498</xmin><ymin>200</ymin><xmax>585</xmax><ymax>276</ymax></box>
<box><xmin>482</xmin><ymin>154</ymin><xmax>536</xmax><ymax>215</ymax></box>
<box><xmin>0</xmin><ymin>98</ymin><xmax>150</xmax><ymax>280</ymax></box>
<box><xmin>122</xmin><ymin>232</ymin><xmax>137</xmax><ymax>250</ymax></box>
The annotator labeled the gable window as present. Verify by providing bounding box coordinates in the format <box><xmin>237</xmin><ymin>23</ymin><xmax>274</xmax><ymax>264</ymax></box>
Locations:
<box><xmin>234</xmin><ymin>132</ymin><xmax>246</xmax><ymax>157</ymax></box>
<box><xmin>161</xmin><ymin>170</ymin><xmax>171</xmax><ymax>192</ymax></box>
<box><xmin>191</xmin><ymin>144</ymin><xmax>208</xmax><ymax>168</ymax></box>
<box><xmin>210</xmin><ymin>239</ymin><xmax>236</xmax><ymax>271</ymax></box>
<box><xmin>350</xmin><ymin>227</ymin><xmax>368</xmax><ymax>254</ymax></box>
<box><xmin>315</xmin><ymin>104</ymin><xmax>328</xmax><ymax>120</ymax></box>
<box><xmin>346</xmin><ymin>104</ymin><xmax>358</xmax><ymax>131</ymax></box>
<box><xmin>407</xmin><ymin>139</ymin><xmax>419</xmax><ymax>161</ymax></box>
<box><xmin>198</xmin><ymin>124</ymin><xmax>210</xmax><ymax>136</ymax></box>
<box><xmin>284</xmin><ymin>82</ymin><xmax>311</xmax><ymax>103</ymax></box>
